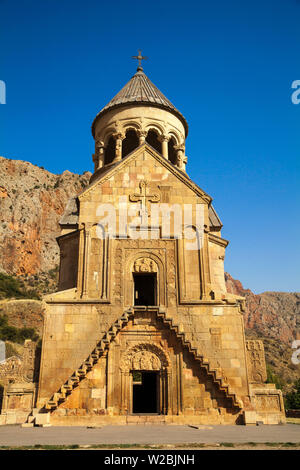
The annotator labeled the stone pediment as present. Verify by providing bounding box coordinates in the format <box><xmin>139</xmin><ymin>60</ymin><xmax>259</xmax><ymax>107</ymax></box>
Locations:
<box><xmin>78</xmin><ymin>143</ymin><xmax>212</xmax><ymax>205</ymax></box>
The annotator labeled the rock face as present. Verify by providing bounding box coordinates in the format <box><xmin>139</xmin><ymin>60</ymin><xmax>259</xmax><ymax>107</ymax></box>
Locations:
<box><xmin>225</xmin><ymin>273</ymin><xmax>299</xmax><ymax>345</ymax></box>
<box><xmin>0</xmin><ymin>156</ymin><xmax>91</xmax><ymax>276</ymax></box>
<box><xmin>225</xmin><ymin>273</ymin><xmax>300</xmax><ymax>389</ymax></box>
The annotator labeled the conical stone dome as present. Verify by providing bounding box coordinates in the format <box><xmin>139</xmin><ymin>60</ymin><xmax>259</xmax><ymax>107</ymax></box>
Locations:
<box><xmin>92</xmin><ymin>69</ymin><xmax>188</xmax><ymax>137</ymax></box>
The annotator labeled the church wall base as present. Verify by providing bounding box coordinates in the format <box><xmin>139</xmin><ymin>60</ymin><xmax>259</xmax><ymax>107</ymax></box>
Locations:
<box><xmin>39</xmin><ymin>410</ymin><xmax>284</xmax><ymax>426</ymax></box>
<box><xmin>48</xmin><ymin>413</ymin><xmax>241</xmax><ymax>426</ymax></box>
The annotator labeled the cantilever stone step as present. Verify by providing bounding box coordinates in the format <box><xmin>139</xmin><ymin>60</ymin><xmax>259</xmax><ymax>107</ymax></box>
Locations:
<box><xmin>96</xmin><ymin>341</ymin><xmax>106</xmax><ymax>352</ymax></box>
<box><xmin>76</xmin><ymin>368</ymin><xmax>87</xmax><ymax>378</ymax></box>
<box><xmin>69</xmin><ymin>376</ymin><xmax>79</xmax><ymax>386</ymax></box>
<box><xmin>46</xmin><ymin>401</ymin><xmax>58</xmax><ymax>409</ymax></box>
<box><xmin>107</xmin><ymin>330</ymin><xmax>116</xmax><ymax>339</ymax></box>
<box><xmin>122</xmin><ymin>311</ymin><xmax>132</xmax><ymax>322</ymax></box>
<box><xmin>91</xmin><ymin>352</ymin><xmax>100</xmax><ymax>360</ymax></box>
<box><xmin>84</xmin><ymin>356</ymin><xmax>94</xmax><ymax>368</ymax></box>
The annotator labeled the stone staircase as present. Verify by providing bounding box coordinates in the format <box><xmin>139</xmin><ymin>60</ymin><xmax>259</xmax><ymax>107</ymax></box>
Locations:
<box><xmin>155</xmin><ymin>308</ymin><xmax>242</xmax><ymax>409</ymax></box>
<box><xmin>44</xmin><ymin>309</ymin><xmax>133</xmax><ymax>411</ymax></box>
<box><xmin>27</xmin><ymin>306</ymin><xmax>241</xmax><ymax>424</ymax></box>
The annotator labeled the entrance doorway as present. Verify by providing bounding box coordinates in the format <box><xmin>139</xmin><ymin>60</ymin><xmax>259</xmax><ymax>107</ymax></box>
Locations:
<box><xmin>133</xmin><ymin>273</ymin><xmax>156</xmax><ymax>306</ymax></box>
<box><xmin>132</xmin><ymin>371</ymin><xmax>159</xmax><ymax>414</ymax></box>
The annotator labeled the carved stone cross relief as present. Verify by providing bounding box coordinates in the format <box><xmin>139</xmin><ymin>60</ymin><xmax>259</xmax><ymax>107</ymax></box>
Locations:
<box><xmin>129</xmin><ymin>180</ymin><xmax>160</xmax><ymax>222</ymax></box>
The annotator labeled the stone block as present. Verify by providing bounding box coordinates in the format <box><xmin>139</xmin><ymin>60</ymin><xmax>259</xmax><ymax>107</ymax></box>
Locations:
<box><xmin>35</xmin><ymin>412</ymin><xmax>51</xmax><ymax>426</ymax></box>
<box><xmin>243</xmin><ymin>411</ymin><xmax>257</xmax><ymax>425</ymax></box>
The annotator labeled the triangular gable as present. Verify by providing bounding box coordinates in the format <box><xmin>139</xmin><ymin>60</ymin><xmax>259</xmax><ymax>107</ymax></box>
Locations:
<box><xmin>78</xmin><ymin>143</ymin><xmax>212</xmax><ymax>204</ymax></box>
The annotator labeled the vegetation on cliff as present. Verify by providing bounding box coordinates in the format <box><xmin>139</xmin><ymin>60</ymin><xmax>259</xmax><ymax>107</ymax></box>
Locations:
<box><xmin>285</xmin><ymin>379</ymin><xmax>300</xmax><ymax>409</ymax></box>
<box><xmin>0</xmin><ymin>314</ymin><xmax>39</xmax><ymax>344</ymax></box>
<box><xmin>0</xmin><ymin>273</ymin><xmax>40</xmax><ymax>300</ymax></box>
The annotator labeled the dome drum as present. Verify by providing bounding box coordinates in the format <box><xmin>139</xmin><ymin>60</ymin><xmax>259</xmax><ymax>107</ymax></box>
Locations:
<box><xmin>91</xmin><ymin>69</ymin><xmax>188</xmax><ymax>173</ymax></box>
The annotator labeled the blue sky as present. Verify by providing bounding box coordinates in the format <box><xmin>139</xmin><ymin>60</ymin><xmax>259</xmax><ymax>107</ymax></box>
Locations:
<box><xmin>0</xmin><ymin>0</ymin><xmax>299</xmax><ymax>293</ymax></box>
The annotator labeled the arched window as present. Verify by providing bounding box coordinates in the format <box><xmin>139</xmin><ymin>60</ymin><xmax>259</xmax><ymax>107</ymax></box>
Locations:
<box><xmin>104</xmin><ymin>136</ymin><xmax>116</xmax><ymax>165</ymax></box>
<box><xmin>168</xmin><ymin>136</ymin><xmax>177</xmax><ymax>165</ymax></box>
<box><xmin>122</xmin><ymin>129</ymin><xmax>139</xmax><ymax>158</ymax></box>
<box><xmin>146</xmin><ymin>130</ymin><xmax>162</xmax><ymax>155</ymax></box>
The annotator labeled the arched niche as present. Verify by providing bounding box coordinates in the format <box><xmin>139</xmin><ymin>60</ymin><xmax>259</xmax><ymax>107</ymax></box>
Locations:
<box><xmin>168</xmin><ymin>136</ymin><xmax>177</xmax><ymax>165</ymax></box>
<box><xmin>122</xmin><ymin>129</ymin><xmax>140</xmax><ymax>158</ymax></box>
<box><xmin>104</xmin><ymin>135</ymin><xmax>116</xmax><ymax>165</ymax></box>
<box><xmin>146</xmin><ymin>129</ymin><xmax>162</xmax><ymax>155</ymax></box>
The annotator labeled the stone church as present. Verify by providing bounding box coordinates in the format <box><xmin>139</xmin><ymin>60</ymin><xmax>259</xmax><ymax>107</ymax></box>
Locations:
<box><xmin>0</xmin><ymin>57</ymin><xmax>285</xmax><ymax>426</ymax></box>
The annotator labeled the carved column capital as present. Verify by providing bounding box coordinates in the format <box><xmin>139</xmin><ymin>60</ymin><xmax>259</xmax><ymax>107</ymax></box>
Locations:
<box><xmin>137</xmin><ymin>130</ymin><xmax>148</xmax><ymax>145</ymax></box>
<box><xmin>174</xmin><ymin>144</ymin><xmax>187</xmax><ymax>171</ymax></box>
<box><xmin>158</xmin><ymin>133</ymin><xmax>170</xmax><ymax>143</ymax></box>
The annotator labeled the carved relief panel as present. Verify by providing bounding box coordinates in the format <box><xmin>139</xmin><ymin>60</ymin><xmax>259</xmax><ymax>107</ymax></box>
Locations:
<box><xmin>0</xmin><ymin>340</ymin><xmax>39</xmax><ymax>385</ymax></box>
<box><xmin>246</xmin><ymin>340</ymin><xmax>267</xmax><ymax>383</ymax></box>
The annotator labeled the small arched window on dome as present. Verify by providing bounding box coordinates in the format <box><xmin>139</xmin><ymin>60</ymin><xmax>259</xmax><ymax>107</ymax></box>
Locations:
<box><xmin>122</xmin><ymin>129</ymin><xmax>140</xmax><ymax>159</ymax></box>
<box><xmin>146</xmin><ymin>130</ymin><xmax>162</xmax><ymax>155</ymax></box>
<box><xmin>104</xmin><ymin>136</ymin><xmax>116</xmax><ymax>165</ymax></box>
<box><xmin>168</xmin><ymin>136</ymin><xmax>177</xmax><ymax>165</ymax></box>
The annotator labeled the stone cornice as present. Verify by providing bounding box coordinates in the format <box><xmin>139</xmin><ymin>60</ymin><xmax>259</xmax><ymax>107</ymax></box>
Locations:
<box><xmin>208</xmin><ymin>232</ymin><xmax>229</xmax><ymax>247</ymax></box>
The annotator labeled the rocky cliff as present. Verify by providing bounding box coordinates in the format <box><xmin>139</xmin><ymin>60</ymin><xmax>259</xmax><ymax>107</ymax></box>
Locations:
<box><xmin>0</xmin><ymin>156</ymin><xmax>91</xmax><ymax>277</ymax></box>
<box><xmin>225</xmin><ymin>273</ymin><xmax>299</xmax><ymax>345</ymax></box>
<box><xmin>225</xmin><ymin>273</ymin><xmax>299</xmax><ymax>388</ymax></box>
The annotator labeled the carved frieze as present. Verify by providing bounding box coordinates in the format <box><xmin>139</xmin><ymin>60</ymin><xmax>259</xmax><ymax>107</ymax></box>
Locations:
<box><xmin>133</xmin><ymin>257</ymin><xmax>157</xmax><ymax>273</ymax></box>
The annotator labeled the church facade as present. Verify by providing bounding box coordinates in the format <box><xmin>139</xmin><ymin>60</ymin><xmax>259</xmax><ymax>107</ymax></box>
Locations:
<box><xmin>0</xmin><ymin>61</ymin><xmax>285</xmax><ymax>426</ymax></box>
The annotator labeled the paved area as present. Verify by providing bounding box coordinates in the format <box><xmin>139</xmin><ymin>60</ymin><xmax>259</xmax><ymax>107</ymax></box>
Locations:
<box><xmin>0</xmin><ymin>424</ymin><xmax>299</xmax><ymax>447</ymax></box>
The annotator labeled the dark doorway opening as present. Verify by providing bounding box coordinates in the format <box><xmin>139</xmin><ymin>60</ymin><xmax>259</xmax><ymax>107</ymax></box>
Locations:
<box><xmin>132</xmin><ymin>371</ymin><xmax>159</xmax><ymax>414</ymax></box>
<box><xmin>133</xmin><ymin>273</ymin><xmax>156</xmax><ymax>306</ymax></box>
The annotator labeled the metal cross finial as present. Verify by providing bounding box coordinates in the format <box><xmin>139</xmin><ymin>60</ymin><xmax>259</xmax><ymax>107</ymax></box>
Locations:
<box><xmin>132</xmin><ymin>50</ymin><xmax>148</xmax><ymax>71</ymax></box>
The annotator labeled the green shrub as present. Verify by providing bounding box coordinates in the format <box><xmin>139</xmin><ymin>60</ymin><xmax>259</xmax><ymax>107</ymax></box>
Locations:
<box><xmin>0</xmin><ymin>325</ymin><xmax>19</xmax><ymax>342</ymax></box>
<box><xmin>0</xmin><ymin>273</ymin><xmax>40</xmax><ymax>300</ymax></box>
<box><xmin>285</xmin><ymin>379</ymin><xmax>300</xmax><ymax>410</ymax></box>
<box><xmin>266</xmin><ymin>364</ymin><xmax>285</xmax><ymax>390</ymax></box>
<box><xmin>0</xmin><ymin>315</ymin><xmax>39</xmax><ymax>344</ymax></box>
